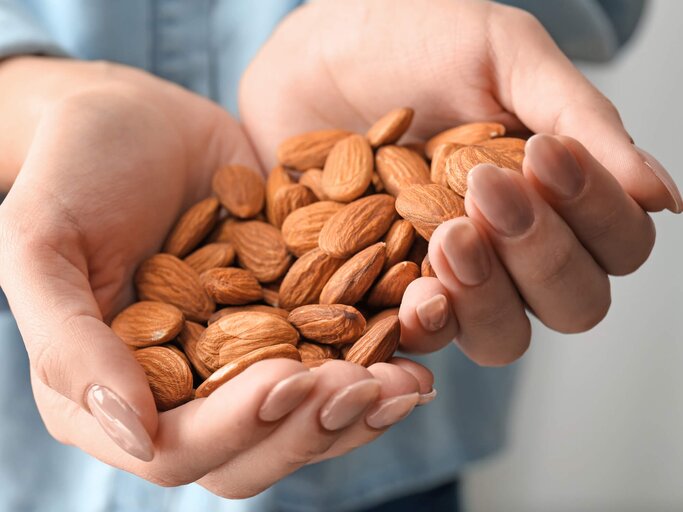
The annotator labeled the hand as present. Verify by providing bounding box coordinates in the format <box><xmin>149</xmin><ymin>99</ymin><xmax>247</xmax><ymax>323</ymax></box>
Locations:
<box><xmin>239</xmin><ymin>0</ymin><xmax>681</xmax><ymax>365</ymax></box>
<box><xmin>0</xmin><ymin>57</ymin><xmax>433</xmax><ymax>497</ymax></box>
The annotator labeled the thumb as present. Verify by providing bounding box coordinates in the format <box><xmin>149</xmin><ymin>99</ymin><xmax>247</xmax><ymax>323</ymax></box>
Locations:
<box><xmin>491</xmin><ymin>6</ymin><xmax>681</xmax><ymax>213</ymax></box>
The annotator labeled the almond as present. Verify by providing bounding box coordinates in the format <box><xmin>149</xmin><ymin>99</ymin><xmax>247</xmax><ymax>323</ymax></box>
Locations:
<box><xmin>366</xmin><ymin>107</ymin><xmax>414</xmax><ymax>147</ymax></box>
<box><xmin>212</xmin><ymin>164</ymin><xmax>265</xmax><ymax>219</ymax></box>
<box><xmin>319</xmin><ymin>194</ymin><xmax>395</xmax><ymax>258</ymax></box>
<box><xmin>425</xmin><ymin>122</ymin><xmax>506</xmax><ymax>158</ymax></box>
<box><xmin>322</xmin><ymin>134</ymin><xmax>374</xmax><ymax>202</ymax></box>
<box><xmin>366</xmin><ymin>261</ymin><xmax>420</xmax><ymax>308</ymax></box>
<box><xmin>383</xmin><ymin>219</ymin><xmax>415</xmax><ymax>270</ymax></box>
<box><xmin>195</xmin><ymin>343</ymin><xmax>301</xmax><ymax>398</ymax></box>
<box><xmin>184</xmin><ymin>243</ymin><xmax>235</xmax><ymax>274</ymax></box>
<box><xmin>176</xmin><ymin>321</ymin><xmax>213</xmax><ymax>380</ymax></box>
<box><xmin>298</xmin><ymin>341</ymin><xmax>340</xmax><ymax>362</ymax></box>
<box><xmin>303</xmin><ymin>357</ymin><xmax>335</xmax><ymax>369</ymax></box>
<box><xmin>299</xmin><ymin>168</ymin><xmax>329</xmax><ymax>200</ymax></box>
<box><xmin>277</xmin><ymin>129</ymin><xmax>352</xmax><ymax>170</ymax></box>
<box><xmin>288</xmin><ymin>304</ymin><xmax>366</xmax><ymax>345</ymax></box>
<box><xmin>430</xmin><ymin>143</ymin><xmax>465</xmax><ymax>186</ymax></box>
<box><xmin>395</xmin><ymin>184</ymin><xmax>465</xmax><ymax>240</ymax></box>
<box><xmin>375</xmin><ymin>145</ymin><xmax>430</xmax><ymax>196</ymax></box>
<box><xmin>200</xmin><ymin>267</ymin><xmax>263</xmax><ymax>305</ymax></box>
<box><xmin>365</xmin><ymin>308</ymin><xmax>400</xmax><ymax>332</ymax></box>
<box><xmin>319</xmin><ymin>242</ymin><xmax>386</xmax><ymax>305</ymax></box>
<box><xmin>371</xmin><ymin>172</ymin><xmax>385</xmax><ymax>193</ymax></box>
<box><xmin>134</xmin><ymin>346</ymin><xmax>193</xmax><ymax>411</ymax></box>
<box><xmin>279</xmin><ymin>248</ymin><xmax>346</xmax><ymax>310</ymax></box>
<box><xmin>262</xmin><ymin>283</ymin><xmax>281</xmax><ymax>308</ymax></box>
<box><xmin>163</xmin><ymin>197</ymin><xmax>221</xmax><ymax>257</ymax></box>
<box><xmin>479</xmin><ymin>137</ymin><xmax>527</xmax><ymax>152</ymax></box>
<box><xmin>444</xmin><ymin>145</ymin><xmax>522</xmax><ymax>196</ymax></box>
<box><xmin>345</xmin><ymin>315</ymin><xmax>400</xmax><ymax>367</ymax></box>
<box><xmin>111</xmin><ymin>301</ymin><xmax>184</xmax><ymax>348</ymax></box>
<box><xmin>281</xmin><ymin>201</ymin><xmax>344</xmax><ymax>257</ymax></box>
<box><xmin>135</xmin><ymin>254</ymin><xmax>215</xmax><ymax>322</ymax></box>
<box><xmin>209</xmin><ymin>305</ymin><xmax>290</xmax><ymax>324</ymax></box>
<box><xmin>421</xmin><ymin>254</ymin><xmax>436</xmax><ymax>278</ymax></box>
<box><xmin>266</xmin><ymin>165</ymin><xmax>295</xmax><ymax>222</ymax></box>
<box><xmin>268</xmin><ymin>183</ymin><xmax>318</xmax><ymax>228</ymax></box>
<box><xmin>407</xmin><ymin>235</ymin><xmax>429</xmax><ymax>266</ymax></box>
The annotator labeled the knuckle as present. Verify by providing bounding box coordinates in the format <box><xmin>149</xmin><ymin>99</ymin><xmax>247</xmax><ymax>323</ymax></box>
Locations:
<box><xmin>531</xmin><ymin>238</ymin><xmax>576</xmax><ymax>287</ymax></box>
<box><xmin>31</xmin><ymin>340</ymin><xmax>69</xmax><ymax>393</ymax></box>
<box><xmin>280</xmin><ymin>435</ymin><xmax>337</xmax><ymax>468</ymax></box>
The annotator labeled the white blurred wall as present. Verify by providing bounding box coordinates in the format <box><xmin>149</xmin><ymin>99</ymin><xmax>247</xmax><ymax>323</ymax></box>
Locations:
<box><xmin>465</xmin><ymin>2</ymin><xmax>683</xmax><ymax>511</ymax></box>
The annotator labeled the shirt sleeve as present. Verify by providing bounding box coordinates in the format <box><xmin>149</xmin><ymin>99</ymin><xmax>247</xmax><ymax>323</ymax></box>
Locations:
<box><xmin>0</xmin><ymin>0</ymin><xmax>67</xmax><ymax>60</ymax></box>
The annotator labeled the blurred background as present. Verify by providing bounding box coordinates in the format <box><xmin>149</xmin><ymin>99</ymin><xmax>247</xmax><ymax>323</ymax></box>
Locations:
<box><xmin>465</xmin><ymin>2</ymin><xmax>683</xmax><ymax>510</ymax></box>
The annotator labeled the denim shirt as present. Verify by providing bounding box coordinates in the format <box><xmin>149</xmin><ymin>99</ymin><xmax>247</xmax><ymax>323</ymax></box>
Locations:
<box><xmin>0</xmin><ymin>1</ymin><xmax>642</xmax><ymax>511</ymax></box>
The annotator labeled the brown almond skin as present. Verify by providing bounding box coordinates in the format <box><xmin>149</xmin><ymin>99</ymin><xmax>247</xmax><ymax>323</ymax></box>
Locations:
<box><xmin>298</xmin><ymin>341</ymin><xmax>340</xmax><ymax>362</ymax></box>
<box><xmin>163</xmin><ymin>197</ymin><xmax>221</xmax><ymax>257</ymax></box>
<box><xmin>268</xmin><ymin>183</ymin><xmax>318</xmax><ymax>228</ymax></box>
<box><xmin>318</xmin><ymin>194</ymin><xmax>396</xmax><ymax>258</ymax></box>
<box><xmin>200</xmin><ymin>267</ymin><xmax>263</xmax><ymax>305</ymax></box>
<box><xmin>277</xmin><ymin>129</ymin><xmax>352</xmax><ymax>170</ymax></box>
<box><xmin>279</xmin><ymin>248</ymin><xmax>346</xmax><ymax>310</ymax></box>
<box><xmin>176</xmin><ymin>321</ymin><xmax>213</xmax><ymax>380</ymax></box>
<box><xmin>319</xmin><ymin>242</ymin><xmax>386</xmax><ymax>305</ymax></box>
<box><xmin>299</xmin><ymin>168</ymin><xmax>329</xmax><ymax>200</ymax></box>
<box><xmin>430</xmin><ymin>143</ymin><xmax>465</xmax><ymax>186</ymax></box>
<box><xmin>134</xmin><ymin>346</ymin><xmax>194</xmax><ymax>411</ymax></box>
<box><xmin>210</xmin><ymin>305</ymin><xmax>290</xmax><ymax>324</ymax></box>
<box><xmin>445</xmin><ymin>145</ymin><xmax>522</xmax><ymax>196</ymax></box>
<box><xmin>266</xmin><ymin>165</ymin><xmax>295</xmax><ymax>223</ymax></box>
<box><xmin>366</xmin><ymin>261</ymin><xmax>420</xmax><ymax>308</ymax></box>
<box><xmin>425</xmin><ymin>122</ymin><xmax>506</xmax><ymax>158</ymax></box>
<box><xmin>262</xmin><ymin>283</ymin><xmax>281</xmax><ymax>308</ymax></box>
<box><xmin>322</xmin><ymin>134</ymin><xmax>374</xmax><ymax>202</ymax></box>
<box><xmin>288</xmin><ymin>304</ymin><xmax>366</xmax><ymax>345</ymax></box>
<box><xmin>184</xmin><ymin>243</ymin><xmax>235</xmax><ymax>275</ymax></box>
<box><xmin>383</xmin><ymin>219</ymin><xmax>415</xmax><ymax>270</ymax></box>
<box><xmin>281</xmin><ymin>201</ymin><xmax>344</xmax><ymax>257</ymax></box>
<box><xmin>111</xmin><ymin>301</ymin><xmax>185</xmax><ymax>348</ymax></box>
<box><xmin>135</xmin><ymin>254</ymin><xmax>215</xmax><ymax>322</ymax></box>
<box><xmin>395</xmin><ymin>184</ymin><xmax>465</xmax><ymax>240</ymax></box>
<box><xmin>345</xmin><ymin>316</ymin><xmax>401</xmax><ymax>367</ymax></box>
<box><xmin>212</xmin><ymin>164</ymin><xmax>265</xmax><ymax>219</ymax></box>
<box><xmin>365</xmin><ymin>308</ymin><xmax>400</xmax><ymax>332</ymax></box>
<box><xmin>375</xmin><ymin>145</ymin><xmax>430</xmax><ymax>197</ymax></box>
<box><xmin>479</xmin><ymin>137</ymin><xmax>527</xmax><ymax>152</ymax></box>
<box><xmin>195</xmin><ymin>344</ymin><xmax>301</xmax><ymax>398</ymax></box>
<box><xmin>421</xmin><ymin>254</ymin><xmax>437</xmax><ymax>278</ymax></box>
<box><xmin>366</xmin><ymin>107</ymin><xmax>414</xmax><ymax>147</ymax></box>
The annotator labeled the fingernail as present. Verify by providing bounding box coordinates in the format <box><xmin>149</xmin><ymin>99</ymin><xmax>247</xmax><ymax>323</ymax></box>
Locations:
<box><xmin>634</xmin><ymin>146</ymin><xmax>682</xmax><ymax>213</ymax></box>
<box><xmin>416</xmin><ymin>294</ymin><xmax>449</xmax><ymax>332</ymax></box>
<box><xmin>418</xmin><ymin>388</ymin><xmax>438</xmax><ymax>406</ymax></box>
<box><xmin>442</xmin><ymin>220</ymin><xmax>491</xmax><ymax>285</ymax></box>
<box><xmin>365</xmin><ymin>392</ymin><xmax>420</xmax><ymax>429</ymax></box>
<box><xmin>319</xmin><ymin>379</ymin><xmax>381</xmax><ymax>431</ymax></box>
<box><xmin>259</xmin><ymin>371</ymin><xmax>317</xmax><ymax>422</ymax></box>
<box><xmin>526</xmin><ymin>134</ymin><xmax>585</xmax><ymax>199</ymax></box>
<box><xmin>468</xmin><ymin>164</ymin><xmax>535</xmax><ymax>237</ymax></box>
<box><xmin>86</xmin><ymin>385</ymin><xmax>154</xmax><ymax>462</ymax></box>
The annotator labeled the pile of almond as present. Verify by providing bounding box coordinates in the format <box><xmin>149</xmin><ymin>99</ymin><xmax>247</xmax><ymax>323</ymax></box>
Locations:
<box><xmin>112</xmin><ymin>107</ymin><xmax>524</xmax><ymax>411</ymax></box>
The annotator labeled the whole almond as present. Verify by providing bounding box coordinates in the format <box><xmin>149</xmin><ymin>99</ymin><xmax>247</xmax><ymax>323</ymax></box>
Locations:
<box><xmin>200</xmin><ymin>267</ymin><xmax>263</xmax><ymax>305</ymax></box>
<box><xmin>209</xmin><ymin>305</ymin><xmax>290</xmax><ymax>324</ymax></box>
<box><xmin>319</xmin><ymin>242</ymin><xmax>386</xmax><ymax>305</ymax></box>
<box><xmin>430</xmin><ymin>143</ymin><xmax>465</xmax><ymax>186</ymax></box>
<box><xmin>266</xmin><ymin>165</ymin><xmax>294</xmax><ymax>222</ymax></box>
<box><xmin>319</xmin><ymin>194</ymin><xmax>395</xmax><ymax>258</ymax></box>
<box><xmin>281</xmin><ymin>201</ymin><xmax>344</xmax><ymax>257</ymax></box>
<box><xmin>383</xmin><ymin>219</ymin><xmax>415</xmax><ymax>270</ymax></box>
<box><xmin>195</xmin><ymin>343</ymin><xmax>301</xmax><ymax>398</ymax></box>
<box><xmin>134</xmin><ymin>346</ymin><xmax>193</xmax><ymax>411</ymax></box>
<box><xmin>184</xmin><ymin>243</ymin><xmax>235</xmax><ymax>275</ymax></box>
<box><xmin>212</xmin><ymin>164</ymin><xmax>265</xmax><ymax>219</ymax></box>
<box><xmin>288</xmin><ymin>304</ymin><xmax>366</xmax><ymax>345</ymax></box>
<box><xmin>479</xmin><ymin>137</ymin><xmax>527</xmax><ymax>152</ymax></box>
<box><xmin>366</xmin><ymin>261</ymin><xmax>420</xmax><ymax>308</ymax></box>
<box><xmin>445</xmin><ymin>145</ymin><xmax>522</xmax><ymax>196</ymax></box>
<box><xmin>345</xmin><ymin>315</ymin><xmax>401</xmax><ymax>367</ymax></box>
<box><xmin>425</xmin><ymin>122</ymin><xmax>506</xmax><ymax>158</ymax></box>
<box><xmin>135</xmin><ymin>254</ymin><xmax>215</xmax><ymax>322</ymax></box>
<box><xmin>303</xmin><ymin>357</ymin><xmax>335</xmax><ymax>369</ymax></box>
<box><xmin>279</xmin><ymin>248</ymin><xmax>346</xmax><ymax>310</ymax></box>
<box><xmin>366</xmin><ymin>107</ymin><xmax>414</xmax><ymax>147</ymax></box>
<box><xmin>421</xmin><ymin>254</ymin><xmax>437</xmax><ymax>278</ymax></box>
<box><xmin>163</xmin><ymin>197</ymin><xmax>221</xmax><ymax>257</ymax></box>
<box><xmin>322</xmin><ymin>134</ymin><xmax>374</xmax><ymax>202</ymax></box>
<box><xmin>298</xmin><ymin>341</ymin><xmax>340</xmax><ymax>362</ymax></box>
<box><xmin>111</xmin><ymin>301</ymin><xmax>184</xmax><ymax>348</ymax></box>
<box><xmin>395</xmin><ymin>184</ymin><xmax>466</xmax><ymax>240</ymax></box>
<box><xmin>262</xmin><ymin>283</ymin><xmax>281</xmax><ymax>308</ymax></box>
<box><xmin>365</xmin><ymin>308</ymin><xmax>400</xmax><ymax>332</ymax></box>
<box><xmin>299</xmin><ymin>168</ymin><xmax>329</xmax><ymax>200</ymax></box>
<box><xmin>177</xmin><ymin>321</ymin><xmax>213</xmax><ymax>380</ymax></box>
<box><xmin>268</xmin><ymin>183</ymin><xmax>318</xmax><ymax>228</ymax></box>
<box><xmin>375</xmin><ymin>145</ymin><xmax>430</xmax><ymax>196</ymax></box>
<box><xmin>277</xmin><ymin>129</ymin><xmax>352</xmax><ymax>170</ymax></box>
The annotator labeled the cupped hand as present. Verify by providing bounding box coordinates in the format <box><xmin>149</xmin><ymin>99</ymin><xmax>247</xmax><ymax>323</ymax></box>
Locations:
<box><xmin>239</xmin><ymin>0</ymin><xmax>681</xmax><ymax>365</ymax></box>
<box><xmin>0</xmin><ymin>57</ymin><xmax>433</xmax><ymax>497</ymax></box>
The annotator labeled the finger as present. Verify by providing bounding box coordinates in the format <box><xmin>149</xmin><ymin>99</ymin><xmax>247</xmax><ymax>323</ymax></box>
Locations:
<box><xmin>389</xmin><ymin>357</ymin><xmax>435</xmax><ymax>397</ymax></box>
<box><xmin>398</xmin><ymin>277</ymin><xmax>458</xmax><ymax>353</ymax></box>
<box><xmin>428</xmin><ymin>217</ymin><xmax>531</xmax><ymax>366</ymax></box>
<box><xmin>490</xmin><ymin>5</ymin><xmax>681</xmax><ymax>213</ymax></box>
<box><xmin>524</xmin><ymin>134</ymin><xmax>656</xmax><ymax>275</ymax></box>
<box><xmin>466</xmin><ymin>164</ymin><xmax>611</xmax><ymax>333</ymax></box>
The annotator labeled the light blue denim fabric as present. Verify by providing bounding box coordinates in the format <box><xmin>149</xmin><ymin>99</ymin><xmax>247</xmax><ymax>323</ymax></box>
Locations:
<box><xmin>0</xmin><ymin>1</ymin><xmax>643</xmax><ymax>511</ymax></box>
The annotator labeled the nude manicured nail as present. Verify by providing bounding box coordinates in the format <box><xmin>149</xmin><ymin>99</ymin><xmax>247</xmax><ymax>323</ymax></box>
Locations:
<box><xmin>259</xmin><ymin>371</ymin><xmax>317</xmax><ymax>422</ymax></box>
<box><xmin>417</xmin><ymin>388</ymin><xmax>438</xmax><ymax>406</ymax></box>
<box><xmin>319</xmin><ymin>379</ymin><xmax>381</xmax><ymax>431</ymax></box>
<box><xmin>442</xmin><ymin>220</ymin><xmax>490</xmax><ymax>285</ymax></box>
<box><xmin>365</xmin><ymin>392</ymin><xmax>420</xmax><ymax>429</ymax></box>
<box><xmin>416</xmin><ymin>294</ymin><xmax>449</xmax><ymax>332</ymax></box>
<box><xmin>634</xmin><ymin>146</ymin><xmax>682</xmax><ymax>213</ymax></box>
<box><xmin>527</xmin><ymin>134</ymin><xmax>585</xmax><ymax>199</ymax></box>
<box><xmin>468</xmin><ymin>164</ymin><xmax>535</xmax><ymax>237</ymax></box>
<box><xmin>86</xmin><ymin>385</ymin><xmax>154</xmax><ymax>462</ymax></box>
